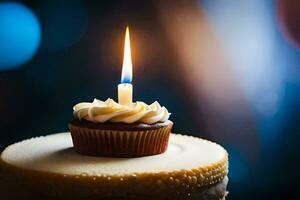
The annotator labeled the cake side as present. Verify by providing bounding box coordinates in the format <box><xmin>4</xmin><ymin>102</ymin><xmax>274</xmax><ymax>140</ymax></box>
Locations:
<box><xmin>0</xmin><ymin>156</ymin><xmax>228</xmax><ymax>200</ymax></box>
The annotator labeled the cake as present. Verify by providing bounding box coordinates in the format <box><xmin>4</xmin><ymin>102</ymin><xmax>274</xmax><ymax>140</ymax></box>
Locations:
<box><xmin>69</xmin><ymin>98</ymin><xmax>173</xmax><ymax>157</ymax></box>
<box><xmin>0</xmin><ymin>132</ymin><xmax>228</xmax><ymax>200</ymax></box>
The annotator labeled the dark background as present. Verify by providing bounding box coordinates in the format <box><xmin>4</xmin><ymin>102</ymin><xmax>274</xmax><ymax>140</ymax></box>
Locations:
<box><xmin>0</xmin><ymin>0</ymin><xmax>300</xmax><ymax>199</ymax></box>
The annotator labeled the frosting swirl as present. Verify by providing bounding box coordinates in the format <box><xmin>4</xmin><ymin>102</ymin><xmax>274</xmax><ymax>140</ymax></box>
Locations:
<box><xmin>73</xmin><ymin>98</ymin><xmax>170</xmax><ymax>124</ymax></box>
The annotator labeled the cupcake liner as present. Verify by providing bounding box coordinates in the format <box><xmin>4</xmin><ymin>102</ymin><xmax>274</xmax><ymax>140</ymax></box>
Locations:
<box><xmin>69</xmin><ymin>123</ymin><xmax>172</xmax><ymax>157</ymax></box>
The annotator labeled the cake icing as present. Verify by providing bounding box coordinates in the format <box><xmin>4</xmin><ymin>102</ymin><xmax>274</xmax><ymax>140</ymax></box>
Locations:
<box><xmin>1</xmin><ymin>133</ymin><xmax>227</xmax><ymax>176</ymax></box>
<box><xmin>73</xmin><ymin>98</ymin><xmax>170</xmax><ymax>124</ymax></box>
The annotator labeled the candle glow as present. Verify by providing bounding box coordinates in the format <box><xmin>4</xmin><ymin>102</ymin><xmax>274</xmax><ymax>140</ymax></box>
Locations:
<box><xmin>118</xmin><ymin>26</ymin><xmax>133</xmax><ymax>105</ymax></box>
<box><xmin>121</xmin><ymin>26</ymin><xmax>132</xmax><ymax>84</ymax></box>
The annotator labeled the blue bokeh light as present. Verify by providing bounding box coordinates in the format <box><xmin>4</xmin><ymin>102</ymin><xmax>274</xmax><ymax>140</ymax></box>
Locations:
<box><xmin>0</xmin><ymin>2</ymin><xmax>41</xmax><ymax>71</ymax></box>
<box><xmin>201</xmin><ymin>0</ymin><xmax>289</xmax><ymax>151</ymax></box>
<box><xmin>202</xmin><ymin>0</ymin><xmax>284</xmax><ymax>118</ymax></box>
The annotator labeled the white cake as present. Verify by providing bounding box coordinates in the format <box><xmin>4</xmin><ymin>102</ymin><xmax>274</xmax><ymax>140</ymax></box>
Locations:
<box><xmin>0</xmin><ymin>133</ymin><xmax>228</xmax><ymax>200</ymax></box>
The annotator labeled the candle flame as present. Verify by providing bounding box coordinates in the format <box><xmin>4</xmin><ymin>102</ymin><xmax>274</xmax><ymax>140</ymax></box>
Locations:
<box><xmin>121</xmin><ymin>26</ymin><xmax>132</xmax><ymax>84</ymax></box>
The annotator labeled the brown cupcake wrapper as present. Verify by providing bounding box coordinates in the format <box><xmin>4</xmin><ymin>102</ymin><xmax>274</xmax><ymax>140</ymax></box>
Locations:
<box><xmin>69</xmin><ymin>123</ymin><xmax>172</xmax><ymax>157</ymax></box>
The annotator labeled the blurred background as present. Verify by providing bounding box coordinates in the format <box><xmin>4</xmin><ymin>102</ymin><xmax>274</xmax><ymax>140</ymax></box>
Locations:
<box><xmin>0</xmin><ymin>0</ymin><xmax>299</xmax><ymax>199</ymax></box>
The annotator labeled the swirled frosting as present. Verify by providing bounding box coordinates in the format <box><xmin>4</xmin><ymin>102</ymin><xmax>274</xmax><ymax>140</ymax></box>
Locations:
<box><xmin>73</xmin><ymin>98</ymin><xmax>170</xmax><ymax>124</ymax></box>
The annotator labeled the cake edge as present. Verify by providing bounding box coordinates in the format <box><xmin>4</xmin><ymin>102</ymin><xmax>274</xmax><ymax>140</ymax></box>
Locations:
<box><xmin>0</xmin><ymin>132</ymin><xmax>228</xmax><ymax>189</ymax></box>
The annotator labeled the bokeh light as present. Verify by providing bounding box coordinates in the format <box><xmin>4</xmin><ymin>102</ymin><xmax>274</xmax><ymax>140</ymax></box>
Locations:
<box><xmin>0</xmin><ymin>2</ymin><xmax>41</xmax><ymax>71</ymax></box>
<box><xmin>202</xmin><ymin>0</ymin><xmax>284</xmax><ymax>118</ymax></box>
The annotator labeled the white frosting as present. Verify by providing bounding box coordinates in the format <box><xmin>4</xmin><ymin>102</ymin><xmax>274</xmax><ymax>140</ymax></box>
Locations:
<box><xmin>1</xmin><ymin>132</ymin><xmax>227</xmax><ymax>176</ymax></box>
<box><xmin>73</xmin><ymin>98</ymin><xmax>170</xmax><ymax>124</ymax></box>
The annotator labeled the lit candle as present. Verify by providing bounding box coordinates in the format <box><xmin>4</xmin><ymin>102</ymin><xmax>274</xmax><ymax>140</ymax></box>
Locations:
<box><xmin>118</xmin><ymin>26</ymin><xmax>133</xmax><ymax>105</ymax></box>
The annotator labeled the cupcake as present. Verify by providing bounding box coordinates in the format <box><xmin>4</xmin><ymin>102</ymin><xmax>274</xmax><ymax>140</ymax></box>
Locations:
<box><xmin>69</xmin><ymin>98</ymin><xmax>172</xmax><ymax>157</ymax></box>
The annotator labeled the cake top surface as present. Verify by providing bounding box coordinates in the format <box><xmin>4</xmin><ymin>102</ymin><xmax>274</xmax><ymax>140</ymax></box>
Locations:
<box><xmin>1</xmin><ymin>133</ymin><xmax>227</xmax><ymax>176</ymax></box>
<box><xmin>73</xmin><ymin>98</ymin><xmax>170</xmax><ymax>124</ymax></box>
